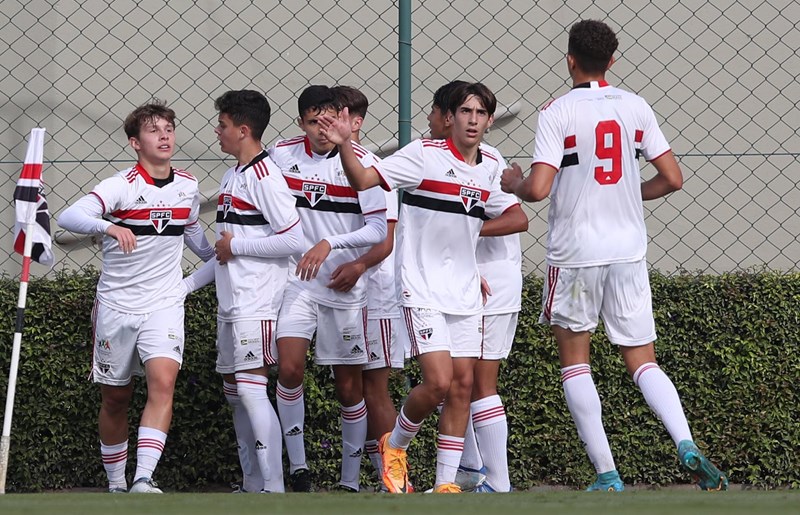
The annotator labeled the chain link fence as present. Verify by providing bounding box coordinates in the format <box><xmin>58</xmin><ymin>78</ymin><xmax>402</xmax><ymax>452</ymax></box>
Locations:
<box><xmin>1</xmin><ymin>0</ymin><xmax>798</xmax><ymax>277</ymax></box>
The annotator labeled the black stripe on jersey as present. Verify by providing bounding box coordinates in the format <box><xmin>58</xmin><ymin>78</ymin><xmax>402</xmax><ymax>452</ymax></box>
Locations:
<box><xmin>294</xmin><ymin>196</ymin><xmax>362</xmax><ymax>214</ymax></box>
<box><xmin>635</xmin><ymin>149</ymin><xmax>642</xmax><ymax>159</ymax></box>
<box><xmin>560</xmin><ymin>153</ymin><xmax>579</xmax><ymax>168</ymax></box>
<box><xmin>111</xmin><ymin>221</ymin><xmax>185</xmax><ymax>236</ymax></box>
<box><xmin>216</xmin><ymin>211</ymin><xmax>269</xmax><ymax>226</ymax></box>
<box><xmin>401</xmin><ymin>191</ymin><xmax>485</xmax><ymax>219</ymax></box>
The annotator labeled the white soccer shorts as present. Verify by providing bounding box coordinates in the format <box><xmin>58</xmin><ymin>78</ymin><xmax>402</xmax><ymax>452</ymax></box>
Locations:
<box><xmin>215</xmin><ymin>319</ymin><xmax>277</xmax><ymax>374</ymax></box>
<box><xmin>91</xmin><ymin>301</ymin><xmax>184</xmax><ymax>386</ymax></box>
<box><xmin>479</xmin><ymin>312</ymin><xmax>519</xmax><ymax>360</ymax></box>
<box><xmin>363</xmin><ymin>316</ymin><xmax>404</xmax><ymax>371</ymax></box>
<box><xmin>539</xmin><ymin>259</ymin><xmax>656</xmax><ymax>346</ymax></box>
<box><xmin>276</xmin><ymin>284</ymin><xmax>368</xmax><ymax>366</ymax></box>
<box><xmin>401</xmin><ymin>307</ymin><xmax>482</xmax><ymax>358</ymax></box>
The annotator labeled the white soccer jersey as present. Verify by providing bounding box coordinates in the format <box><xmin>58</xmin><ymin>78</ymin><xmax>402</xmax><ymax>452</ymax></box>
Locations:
<box><xmin>366</xmin><ymin>189</ymin><xmax>400</xmax><ymax>319</ymax></box>
<box><xmin>375</xmin><ymin>138</ymin><xmax>517</xmax><ymax>315</ymax></box>
<box><xmin>533</xmin><ymin>80</ymin><xmax>671</xmax><ymax>267</ymax></box>
<box><xmin>91</xmin><ymin>164</ymin><xmax>200</xmax><ymax>313</ymax></box>
<box><xmin>476</xmin><ymin>146</ymin><xmax>523</xmax><ymax>315</ymax></box>
<box><xmin>215</xmin><ymin>150</ymin><xmax>300</xmax><ymax>321</ymax></box>
<box><xmin>269</xmin><ymin>136</ymin><xmax>386</xmax><ymax>308</ymax></box>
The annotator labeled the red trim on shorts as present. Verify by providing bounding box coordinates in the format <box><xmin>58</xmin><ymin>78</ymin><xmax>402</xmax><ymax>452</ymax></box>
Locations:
<box><xmin>544</xmin><ymin>266</ymin><xmax>560</xmax><ymax>321</ymax></box>
<box><xmin>88</xmin><ymin>298</ymin><xmax>99</xmax><ymax>381</ymax></box>
<box><xmin>262</xmin><ymin>320</ymin><xmax>276</xmax><ymax>366</ymax></box>
<box><xmin>403</xmin><ymin>307</ymin><xmax>419</xmax><ymax>357</ymax></box>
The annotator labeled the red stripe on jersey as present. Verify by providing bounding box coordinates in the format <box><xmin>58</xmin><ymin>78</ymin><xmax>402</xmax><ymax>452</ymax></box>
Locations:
<box><xmin>173</xmin><ymin>170</ymin><xmax>196</xmax><ymax>182</ymax></box>
<box><xmin>479</xmin><ymin>149</ymin><xmax>498</xmax><ymax>162</ymax></box>
<box><xmin>111</xmin><ymin>207</ymin><xmax>191</xmax><ymax>220</ymax></box>
<box><xmin>253</xmin><ymin>160</ymin><xmax>269</xmax><ymax>180</ymax></box>
<box><xmin>541</xmin><ymin>98</ymin><xmax>556</xmax><ymax>111</ymax></box>
<box><xmin>634</xmin><ymin>130</ymin><xmax>644</xmax><ymax>143</ymax></box>
<box><xmin>275</xmin><ymin>135</ymin><xmax>305</xmax><ymax>147</ymax></box>
<box><xmin>352</xmin><ymin>142</ymin><xmax>369</xmax><ymax>158</ymax></box>
<box><xmin>421</xmin><ymin>139</ymin><xmax>448</xmax><ymax>148</ymax></box>
<box><xmin>283</xmin><ymin>176</ymin><xmax>358</xmax><ymax>198</ymax></box>
<box><xmin>125</xmin><ymin>169</ymin><xmax>138</xmax><ymax>183</ymax></box>
<box><xmin>134</xmin><ymin>163</ymin><xmax>155</xmax><ymax>185</ymax></box>
<box><xmin>275</xmin><ymin>218</ymin><xmax>300</xmax><ymax>235</ymax></box>
<box><xmin>89</xmin><ymin>192</ymin><xmax>107</xmax><ymax>212</ymax></box>
<box><xmin>19</xmin><ymin>162</ymin><xmax>42</xmax><ymax>180</ymax></box>
<box><xmin>418</xmin><ymin>179</ymin><xmax>490</xmax><ymax>201</ymax></box>
<box><xmin>564</xmin><ymin>135</ymin><xmax>577</xmax><ymax>149</ymax></box>
<box><xmin>597</xmin><ymin>80</ymin><xmax>609</xmax><ymax>87</ymax></box>
<box><xmin>217</xmin><ymin>194</ymin><xmax>257</xmax><ymax>211</ymax></box>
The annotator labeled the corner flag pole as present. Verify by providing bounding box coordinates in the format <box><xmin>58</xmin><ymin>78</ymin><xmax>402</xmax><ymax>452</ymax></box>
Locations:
<box><xmin>1</xmin><ymin>127</ymin><xmax>48</xmax><ymax>495</ymax></box>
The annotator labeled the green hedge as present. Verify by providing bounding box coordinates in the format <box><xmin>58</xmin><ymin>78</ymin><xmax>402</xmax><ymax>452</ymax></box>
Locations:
<box><xmin>0</xmin><ymin>269</ymin><xmax>798</xmax><ymax>491</ymax></box>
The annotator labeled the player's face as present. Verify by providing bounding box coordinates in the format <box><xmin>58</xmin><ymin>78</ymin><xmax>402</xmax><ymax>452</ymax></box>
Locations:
<box><xmin>427</xmin><ymin>105</ymin><xmax>452</xmax><ymax>139</ymax></box>
<box><xmin>129</xmin><ymin>117</ymin><xmax>174</xmax><ymax>164</ymax></box>
<box><xmin>298</xmin><ymin>107</ymin><xmax>338</xmax><ymax>154</ymax></box>
<box><xmin>451</xmin><ymin>95</ymin><xmax>493</xmax><ymax>148</ymax></box>
<box><xmin>215</xmin><ymin>113</ymin><xmax>242</xmax><ymax>157</ymax></box>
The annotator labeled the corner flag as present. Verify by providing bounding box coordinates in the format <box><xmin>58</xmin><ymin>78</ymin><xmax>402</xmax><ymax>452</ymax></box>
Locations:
<box><xmin>13</xmin><ymin>127</ymin><xmax>53</xmax><ymax>268</ymax></box>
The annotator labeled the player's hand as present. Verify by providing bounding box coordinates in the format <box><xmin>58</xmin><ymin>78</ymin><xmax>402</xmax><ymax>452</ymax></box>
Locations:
<box><xmin>501</xmin><ymin>163</ymin><xmax>525</xmax><ymax>194</ymax></box>
<box><xmin>327</xmin><ymin>261</ymin><xmax>367</xmax><ymax>292</ymax></box>
<box><xmin>296</xmin><ymin>239</ymin><xmax>332</xmax><ymax>281</ymax></box>
<box><xmin>215</xmin><ymin>230</ymin><xmax>235</xmax><ymax>264</ymax></box>
<box><xmin>480</xmin><ymin>276</ymin><xmax>492</xmax><ymax>306</ymax></box>
<box><xmin>318</xmin><ymin>107</ymin><xmax>353</xmax><ymax>146</ymax></box>
<box><xmin>106</xmin><ymin>225</ymin><xmax>136</xmax><ymax>254</ymax></box>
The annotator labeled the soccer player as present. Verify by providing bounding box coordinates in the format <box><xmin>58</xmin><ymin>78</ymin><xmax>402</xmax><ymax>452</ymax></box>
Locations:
<box><xmin>57</xmin><ymin>101</ymin><xmax>214</xmax><ymax>493</ymax></box>
<box><xmin>319</xmin><ymin>82</ymin><xmax>520</xmax><ymax>493</ymax></box>
<box><xmin>269</xmin><ymin>85</ymin><xmax>387</xmax><ymax>492</ymax></box>
<box><xmin>185</xmin><ymin>90</ymin><xmax>304</xmax><ymax>493</ymax></box>
<box><xmin>330</xmin><ymin>85</ymin><xmax>404</xmax><ymax>490</ymax></box>
<box><xmin>428</xmin><ymin>80</ymin><xmax>527</xmax><ymax>493</ymax></box>
<box><xmin>501</xmin><ymin>19</ymin><xmax>728</xmax><ymax>492</ymax></box>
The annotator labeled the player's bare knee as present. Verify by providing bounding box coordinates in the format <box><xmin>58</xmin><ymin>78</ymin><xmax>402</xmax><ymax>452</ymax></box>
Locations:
<box><xmin>277</xmin><ymin>360</ymin><xmax>305</xmax><ymax>388</ymax></box>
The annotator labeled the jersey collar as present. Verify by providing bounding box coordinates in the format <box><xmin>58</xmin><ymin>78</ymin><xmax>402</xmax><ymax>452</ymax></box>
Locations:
<box><xmin>135</xmin><ymin>162</ymin><xmax>174</xmax><ymax>186</ymax></box>
<box><xmin>573</xmin><ymin>80</ymin><xmax>610</xmax><ymax>89</ymax></box>
<box><xmin>303</xmin><ymin>136</ymin><xmax>339</xmax><ymax>159</ymax></box>
<box><xmin>236</xmin><ymin>149</ymin><xmax>269</xmax><ymax>173</ymax></box>
<box><xmin>445</xmin><ymin>138</ymin><xmax>482</xmax><ymax>164</ymax></box>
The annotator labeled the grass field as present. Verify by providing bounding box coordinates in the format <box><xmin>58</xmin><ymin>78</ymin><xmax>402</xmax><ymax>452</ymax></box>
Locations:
<box><xmin>0</xmin><ymin>490</ymin><xmax>797</xmax><ymax>515</ymax></box>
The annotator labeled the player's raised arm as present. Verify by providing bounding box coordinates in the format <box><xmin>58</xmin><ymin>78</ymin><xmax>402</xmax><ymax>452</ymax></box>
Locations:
<box><xmin>318</xmin><ymin>107</ymin><xmax>382</xmax><ymax>191</ymax></box>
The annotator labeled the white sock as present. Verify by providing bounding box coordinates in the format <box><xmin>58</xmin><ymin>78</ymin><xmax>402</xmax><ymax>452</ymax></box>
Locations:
<box><xmin>134</xmin><ymin>426</ymin><xmax>166</xmax><ymax>481</ymax></box>
<box><xmin>236</xmin><ymin>373</ymin><xmax>283</xmax><ymax>491</ymax></box>
<box><xmin>100</xmin><ymin>440</ymin><xmax>128</xmax><ymax>490</ymax></box>
<box><xmin>340</xmin><ymin>400</ymin><xmax>368</xmax><ymax>491</ymax></box>
<box><xmin>435</xmin><ymin>434</ymin><xmax>464</xmax><ymax>487</ymax></box>
<box><xmin>223</xmin><ymin>381</ymin><xmax>263</xmax><ymax>492</ymax></box>
<box><xmin>633</xmin><ymin>362</ymin><xmax>693</xmax><ymax>446</ymax></box>
<box><xmin>365</xmin><ymin>439</ymin><xmax>382</xmax><ymax>475</ymax></box>
<box><xmin>561</xmin><ymin>364</ymin><xmax>616</xmax><ymax>474</ymax></box>
<box><xmin>276</xmin><ymin>382</ymin><xmax>307</xmax><ymax>473</ymax></box>
<box><xmin>388</xmin><ymin>405</ymin><xmax>421</xmax><ymax>450</ymax></box>
<box><xmin>459</xmin><ymin>415</ymin><xmax>483</xmax><ymax>471</ymax></box>
<box><xmin>471</xmin><ymin>394</ymin><xmax>509</xmax><ymax>491</ymax></box>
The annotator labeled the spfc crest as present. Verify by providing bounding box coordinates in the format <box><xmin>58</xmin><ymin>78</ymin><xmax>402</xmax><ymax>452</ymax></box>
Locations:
<box><xmin>150</xmin><ymin>209</ymin><xmax>172</xmax><ymax>233</ymax></box>
<box><xmin>460</xmin><ymin>186</ymin><xmax>482</xmax><ymax>212</ymax></box>
<box><xmin>303</xmin><ymin>182</ymin><xmax>326</xmax><ymax>207</ymax></box>
<box><xmin>221</xmin><ymin>194</ymin><xmax>233</xmax><ymax>218</ymax></box>
<box><xmin>419</xmin><ymin>327</ymin><xmax>433</xmax><ymax>341</ymax></box>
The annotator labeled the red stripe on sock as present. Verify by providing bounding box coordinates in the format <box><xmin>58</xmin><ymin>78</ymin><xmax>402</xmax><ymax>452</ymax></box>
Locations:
<box><xmin>472</xmin><ymin>405</ymin><xmax>505</xmax><ymax>423</ymax></box>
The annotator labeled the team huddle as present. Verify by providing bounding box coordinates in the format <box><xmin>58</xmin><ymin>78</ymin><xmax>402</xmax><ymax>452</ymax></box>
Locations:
<box><xmin>57</xmin><ymin>21</ymin><xmax>728</xmax><ymax>494</ymax></box>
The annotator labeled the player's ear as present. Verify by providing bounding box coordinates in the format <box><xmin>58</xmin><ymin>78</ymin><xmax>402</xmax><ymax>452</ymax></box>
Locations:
<box><xmin>129</xmin><ymin>137</ymin><xmax>141</xmax><ymax>152</ymax></box>
<box><xmin>351</xmin><ymin>116</ymin><xmax>364</xmax><ymax>132</ymax></box>
<box><xmin>606</xmin><ymin>55</ymin><xmax>616</xmax><ymax>71</ymax></box>
<box><xmin>444</xmin><ymin>112</ymin><xmax>454</xmax><ymax>128</ymax></box>
<box><xmin>486</xmin><ymin>114</ymin><xmax>495</xmax><ymax>131</ymax></box>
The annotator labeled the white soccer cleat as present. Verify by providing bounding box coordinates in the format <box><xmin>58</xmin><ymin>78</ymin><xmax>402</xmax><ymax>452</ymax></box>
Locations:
<box><xmin>129</xmin><ymin>477</ymin><xmax>163</xmax><ymax>493</ymax></box>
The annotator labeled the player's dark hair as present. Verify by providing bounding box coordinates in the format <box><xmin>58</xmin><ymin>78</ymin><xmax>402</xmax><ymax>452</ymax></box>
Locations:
<box><xmin>124</xmin><ymin>99</ymin><xmax>176</xmax><ymax>139</ymax></box>
<box><xmin>432</xmin><ymin>80</ymin><xmax>468</xmax><ymax>111</ymax></box>
<box><xmin>447</xmin><ymin>82</ymin><xmax>497</xmax><ymax>116</ymax></box>
<box><xmin>568</xmin><ymin>19</ymin><xmax>619</xmax><ymax>74</ymax></box>
<box><xmin>332</xmin><ymin>85</ymin><xmax>369</xmax><ymax>119</ymax></box>
<box><xmin>214</xmin><ymin>90</ymin><xmax>271</xmax><ymax>141</ymax></box>
<box><xmin>298</xmin><ymin>85</ymin><xmax>338</xmax><ymax>119</ymax></box>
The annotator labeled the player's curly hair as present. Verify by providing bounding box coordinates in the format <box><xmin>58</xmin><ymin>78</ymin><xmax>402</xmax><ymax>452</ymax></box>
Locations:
<box><xmin>332</xmin><ymin>85</ymin><xmax>369</xmax><ymax>119</ymax></box>
<box><xmin>214</xmin><ymin>90</ymin><xmax>271</xmax><ymax>141</ymax></box>
<box><xmin>123</xmin><ymin>99</ymin><xmax>176</xmax><ymax>139</ymax></box>
<box><xmin>568</xmin><ymin>19</ymin><xmax>619</xmax><ymax>74</ymax></box>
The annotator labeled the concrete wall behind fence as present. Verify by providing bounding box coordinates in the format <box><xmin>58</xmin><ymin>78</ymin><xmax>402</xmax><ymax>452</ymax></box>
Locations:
<box><xmin>1</xmin><ymin>0</ymin><xmax>798</xmax><ymax>278</ymax></box>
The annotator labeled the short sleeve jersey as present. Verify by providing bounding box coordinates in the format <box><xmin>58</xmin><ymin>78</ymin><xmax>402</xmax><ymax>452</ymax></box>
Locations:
<box><xmin>269</xmin><ymin>136</ymin><xmax>386</xmax><ymax>308</ymax></box>
<box><xmin>475</xmin><ymin>145</ymin><xmax>523</xmax><ymax>315</ymax></box>
<box><xmin>533</xmin><ymin>80</ymin><xmax>671</xmax><ymax>267</ymax></box>
<box><xmin>91</xmin><ymin>164</ymin><xmax>200</xmax><ymax>313</ymax></box>
<box><xmin>374</xmin><ymin>138</ymin><xmax>517</xmax><ymax>315</ymax></box>
<box><xmin>215</xmin><ymin>150</ymin><xmax>300</xmax><ymax>322</ymax></box>
<box><xmin>366</xmin><ymin>189</ymin><xmax>400</xmax><ymax>319</ymax></box>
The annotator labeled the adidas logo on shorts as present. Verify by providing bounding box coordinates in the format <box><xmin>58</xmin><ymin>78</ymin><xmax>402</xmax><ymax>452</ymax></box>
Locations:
<box><xmin>369</xmin><ymin>352</ymin><xmax>380</xmax><ymax>362</ymax></box>
<box><xmin>255</xmin><ymin>440</ymin><xmax>266</xmax><ymax>450</ymax></box>
<box><xmin>244</xmin><ymin>351</ymin><xmax>258</xmax><ymax>362</ymax></box>
<box><xmin>135</xmin><ymin>195</ymin><xmax>147</xmax><ymax>205</ymax></box>
<box><xmin>285</xmin><ymin>425</ymin><xmax>303</xmax><ymax>436</ymax></box>
<box><xmin>350</xmin><ymin>345</ymin><xmax>363</xmax><ymax>355</ymax></box>
<box><xmin>172</xmin><ymin>346</ymin><xmax>181</xmax><ymax>353</ymax></box>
